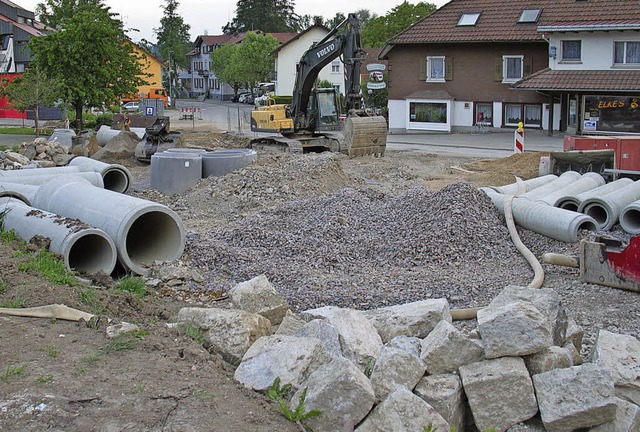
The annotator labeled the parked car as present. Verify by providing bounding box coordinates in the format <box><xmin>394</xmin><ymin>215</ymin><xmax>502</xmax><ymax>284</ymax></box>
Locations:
<box><xmin>243</xmin><ymin>94</ymin><xmax>255</xmax><ymax>104</ymax></box>
<box><xmin>231</xmin><ymin>93</ymin><xmax>246</xmax><ymax>103</ymax></box>
<box><xmin>123</xmin><ymin>101</ymin><xmax>140</xmax><ymax>112</ymax></box>
<box><xmin>237</xmin><ymin>92</ymin><xmax>251</xmax><ymax>103</ymax></box>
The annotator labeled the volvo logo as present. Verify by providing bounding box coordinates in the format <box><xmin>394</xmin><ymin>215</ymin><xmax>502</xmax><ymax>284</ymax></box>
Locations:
<box><xmin>316</xmin><ymin>44</ymin><xmax>335</xmax><ymax>59</ymax></box>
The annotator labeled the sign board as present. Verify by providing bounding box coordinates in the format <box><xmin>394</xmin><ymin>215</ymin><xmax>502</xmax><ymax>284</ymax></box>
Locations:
<box><xmin>145</xmin><ymin>106</ymin><xmax>155</xmax><ymax>116</ymax></box>
<box><xmin>583</xmin><ymin>120</ymin><xmax>597</xmax><ymax>131</ymax></box>
<box><xmin>367</xmin><ymin>63</ymin><xmax>386</xmax><ymax>71</ymax></box>
<box><xmin>367</xmin><ymin>64</ymin><xmax>387</xmax><ymax>90</ymax></box>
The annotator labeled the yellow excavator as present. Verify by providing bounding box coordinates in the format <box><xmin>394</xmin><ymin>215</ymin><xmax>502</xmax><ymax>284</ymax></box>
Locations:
<box><xmin>250</xmin><ymin>13</ymin><xmax>387</xmax><ymax>157</ymax></box>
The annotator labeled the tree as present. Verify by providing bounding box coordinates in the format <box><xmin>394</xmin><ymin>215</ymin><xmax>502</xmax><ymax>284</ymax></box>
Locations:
<box><xmin>154</xmin><ymin>0</ymin><xmax>192</xmax><ymax>98</ymax></box>
<box><xmin>29</xmin><ymin>1</ymin><xmax>146</xmax><ymax>130</ymax></box>
<box><xmin>325</xmin><ymin>12</ymin><xmax>346</xmax><ymax>29</ymax></box>
<box><xmin>362</xmin><ymin>1</ymin><xmax>437</xmax><ymax>48</ymax></box>
<box><xmin>209</xmin><ymin>43</ymin><xmax>244</xmax><ymax>97</ymax></box>
<box><xmin>0</xmin><ymin>66</ymin><xmax>60</xmax><ymax>134</ymax></box>
<box><xmin>35</xmin><ymin>0</ymin><xmax>103</xmax><ymax>28</ymax></box>
<box><xmin>224</xmin><ymin>0</ymin><xmax>300</xmax><ymax>33</ymax></box>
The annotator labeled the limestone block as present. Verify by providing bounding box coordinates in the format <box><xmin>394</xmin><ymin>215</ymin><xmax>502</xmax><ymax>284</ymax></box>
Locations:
<box><xmin>590</xmin><ymin>329</ymin><xmax>640</xmax><ymax>386</ymax></box>
<box><xmin>370</xmin><ymin>346</ymin><xmax>426</xmax><ymax>401</ymax></box>
<box><xmin>533</xmin><ymin>364</ymin><xmax>616</xmax><ymax>432</ymax></box>
<box><xmin>590</xmin><ymin>397</ymin><xmax>640</xmax><ymax>432</ymax></box>
<box><xmin>290</xmin><ymin>357</ymin><xmax>375</xmax><ymax>432</ymax></box>
<box><xmin>355</xmin><ymin>387</ymin><xmax>450</xmax><ymax>432</ymax></box>
<box><xmin>414</xmin><ymin>374</ymin><xmax>465</xmax><ymax>432</ymax></box>
<box><xmin>177</xmin><ymin>307</ymin><xmax>271</xmax><ymax>365</ymax></box>
<box><xmin>420</xmin><ymin>320</ymin><xmax>484</xmax><ymax>374</ymax></box>
<box><xmin>302</xmin><ymin>306</ymin><xmax>383</xmax><ymax>369</ymax></box>
<box><xmin>296</xmin><ymin>319</ymin><xmax>342</xmax><ymax>359</ymax></box>
<box><xmin>564</xmin><ymin>318</ymin><xmax>584</xmax><ymax>352</ymax></box>
<box><xmin>234</xmin><ymin>334</ymin><xmax>331</xmax><ymax>391</ymax></box>
<box><xmin>488</xmin><ymin>285</ymin><xmax>568</xmax><ymax>345</ymax></box>
<box><xmin>229</xmin><ymin>274</ymin><xmax>289</xmax><ymax>325</ymax></box>
<box><xmin>478</xmin><ymin>301</ymin><xmax>552</xmax><ymax>359</ymax></box>
<box><xmin>459</xmin><ymin>357</ymin><xmax>538</xmax><ymax>432</ymax></box>
<box><xmin>386</xmin><ymin>336</ymin><xmax>422</xmax><ymax>357</ymax></box>
<box><xmin>275</xmin><ymin>310</ymin><xmax>306</xmax><ymax>336</ymax></box>
<box><xmin>523</xmin><ymin>345</ymin><xmax>574</xmax><ymax>376</ymax></box>
<box><xmin>363</xmin><ymin>299</ymin><xmax>451</xmax><ymax>343</ymax></box>
<box><xmin>4</xmin><ymin>151</ymin><xmax>30</xmax><ymax>165</ymax></box>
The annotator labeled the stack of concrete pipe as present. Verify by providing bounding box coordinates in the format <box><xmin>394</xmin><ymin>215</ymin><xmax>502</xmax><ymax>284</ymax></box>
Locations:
<box><xmin>150</xmin><ymin>148</ymin><xmax>257</xmax><ymax>195</ymax></box>
<box><xmin>579</xmin><ymin>180</ymin><xmax>640</xmax><ymax>231</ymax></box>
<box><xmin>0</xmin><ymin>157</ymin><xmax>185</xmax><ymax>276</ymax></box>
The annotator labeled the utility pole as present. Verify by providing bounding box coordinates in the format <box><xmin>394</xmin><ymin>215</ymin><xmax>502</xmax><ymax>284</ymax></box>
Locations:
<box><xmin>168</xmin><ymin>51</ymin><xmax>173</xmax><ymax>108</ymax></box>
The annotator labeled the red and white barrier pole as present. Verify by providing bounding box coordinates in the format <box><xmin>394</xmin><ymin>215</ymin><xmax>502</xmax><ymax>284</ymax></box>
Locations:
<box><xmin>514</xmin><ymin>122</ymin><xmax>525</xmax><ymax>154</ymax></box>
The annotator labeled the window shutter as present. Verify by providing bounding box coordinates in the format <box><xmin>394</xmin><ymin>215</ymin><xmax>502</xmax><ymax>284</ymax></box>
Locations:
<box><xmin>494</xmin><ymin>58</ymin><xmax>503</xmax><ymax>82</ymax></box>
<box><xmin>445</xmin><ymin>57</ymin><xmax>453</xmax><ymax>81</ymax></box>
<box><xmin>524</xmin><ymin>57</ymin><xmax>533</xmax><ymax>77</ymax></box>
<box><xmin>419</xmin><ymin>59</ymin><xmax>427</xmax><ymax>81</ymax></box>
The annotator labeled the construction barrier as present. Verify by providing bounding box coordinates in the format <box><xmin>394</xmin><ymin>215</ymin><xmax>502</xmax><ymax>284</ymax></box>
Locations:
<box><xmin>514</xmin><ymin>122</ymin><xmax>524</xmax><ymax>154</ymax></box>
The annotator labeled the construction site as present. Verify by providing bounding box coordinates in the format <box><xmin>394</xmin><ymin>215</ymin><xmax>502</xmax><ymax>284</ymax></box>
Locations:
<box><xmin>0</xmin><ymin>112</ymin><xmax>639</xmax><ymax>430</ymax></box>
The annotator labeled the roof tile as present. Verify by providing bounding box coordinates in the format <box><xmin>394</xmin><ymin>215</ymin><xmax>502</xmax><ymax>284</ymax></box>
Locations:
<box><xmin>512</xmin><ymin>69</ymin><xmax>640</xmax><ymax>91</ymax></box>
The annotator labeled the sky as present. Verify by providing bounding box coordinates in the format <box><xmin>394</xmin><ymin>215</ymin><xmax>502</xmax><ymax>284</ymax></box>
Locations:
<box><xmin>15</xmin><ymin>0</ymin><xmax>449</xmax><ymax>43</ymax></box>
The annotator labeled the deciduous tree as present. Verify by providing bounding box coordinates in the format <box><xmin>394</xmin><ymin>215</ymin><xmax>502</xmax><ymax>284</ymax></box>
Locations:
<box><xmin>224</xmin><ymin>0</ymin><xmax>300</xmax><ymax>33</ymax></box>
<box><xmin>154</xmin><ymin>0</ymin><xmax>192</xmax><ymax>97</ymax></box>
<box><xmin>362</xmin><ymin>1</ymin><xmax>436</xmax><ymax>48</ymax></box>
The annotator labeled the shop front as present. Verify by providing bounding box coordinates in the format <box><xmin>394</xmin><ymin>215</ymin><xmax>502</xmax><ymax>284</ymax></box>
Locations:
<box><xmin>582</xmin><ymin>95</ymin><xmax>640</xmax><ymax>134</ymax></box>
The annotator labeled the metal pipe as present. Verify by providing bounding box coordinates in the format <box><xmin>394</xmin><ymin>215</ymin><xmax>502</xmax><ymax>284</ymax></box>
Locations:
<box><xmin>619</xmin><ymin>200</ymin><xmax>640</xmax><ymax>234</ymax></box>
<box><xmin>68</xmin><ymin>156</ymin><xmax>132</xmax><ymax>193</ymax></box>
<box><xmin>534</xmin><ymin>172</ymin><xmax>605</xmax><ymax>207</ymax></box>
<box><xmin>32</xmin><ymin>177</ymin><xmax>185</xmax><ymax>276</ymax></box>
<box><xmin>519</xmin><ymin>171</ymin><xmax>582</xmax><ymax>202</ymax></box>
<box><xmin>579</xmin><ymin>180</ymin><xmax>640</xmax><ymax>231</ymax></box>
<box><xmin>556</xmin><ymin>178</ymin><xmax>634</xmax><ymax>211</ymax></box>
<box><xmin>481</xmin><ymin>187</ymin><xmax>597</xmax><ymax>243</ymax></box>
<box><xmin>0</xmin><ymin>197</ymin><xmax>117</xmax><ymax>274</ymax></box>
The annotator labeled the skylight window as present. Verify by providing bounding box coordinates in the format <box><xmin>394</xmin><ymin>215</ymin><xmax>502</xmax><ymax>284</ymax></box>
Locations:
<box><xmin>458</xmin><ymin>13</ymin><xmax>481</xmax><ymax>26</ymax></box>
<box><xmin>518</xmin><ymin>9</ymin><xmax>542</xmax><ymax>23</ymax></box>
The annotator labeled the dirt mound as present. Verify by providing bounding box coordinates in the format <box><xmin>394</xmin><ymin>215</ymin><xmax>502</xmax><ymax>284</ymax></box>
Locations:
<box><xmin>461</xmin><ymin>151</ymin><xmax>549</xmax><ymax>187</ymax></box>
<box><xmin>91</xmin><ymin>131</ymin><xmax>141</xmax><ymax>163</ymax></box>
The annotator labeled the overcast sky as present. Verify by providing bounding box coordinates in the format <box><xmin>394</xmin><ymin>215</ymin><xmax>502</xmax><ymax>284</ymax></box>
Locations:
<box><xmin>16</xmin><ymin>0</ymin><xmax>449</xmax><ymax>43</ymax></box>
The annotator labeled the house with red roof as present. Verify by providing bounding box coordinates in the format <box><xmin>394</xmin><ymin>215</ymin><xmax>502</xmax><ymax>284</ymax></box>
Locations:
<box><xmin>381</xmin><ymin>0</ymin><xmax>640</xmax><ymax>135</ymax></box>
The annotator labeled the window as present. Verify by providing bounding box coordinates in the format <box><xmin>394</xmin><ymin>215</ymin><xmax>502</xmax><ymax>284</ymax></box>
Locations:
<box><xmin>426</xmin><ymin>56</ymin><xmax>445</xmax><ymax>82</ymax></box>
<box><xmin>475</xmin><ymin>103</ymin><xmax>493</xmax><ymax>125</ymax></box>
<box><xmin>503</xmin><ymin>56</ymin><xmax>523</xmax><ymax>82</ymax></box>
<box><xmin>457</xmin><ymin>13</ymin><xmax>480</xmax><ymax>26</ymax></box>
<box><xmin>504</xmin><ymin>103</ymin><xmax>542</xmax><ymax>127</ymax></box>
<box><xmin>614</xmin><ymin>41</ymin><xmax>640</xmax><ymax>65</ymax></box>
<box><xmin>409</xmin><ymin>102</ymin><xmax>447</xmax><ymax>124</ymax></box>
<box><xmin>331</xmin><ymin>60</ymin><xmax>340</xmax><ymax>73</ymax></box>
<box><xmin>561</xmin><ymin>40</ymin><xmax>581</xmax><ymax>62</ymax></box>
<box><xmin>518</xmin><ymin>9</ymin><xmax>542</xmax><ymax>23</ymax></box>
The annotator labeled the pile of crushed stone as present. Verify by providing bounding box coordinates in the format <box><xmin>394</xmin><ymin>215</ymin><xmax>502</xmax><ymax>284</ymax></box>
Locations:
<box><xmin>185</xmin><ymin>183</ymin><xmax>579</xmax><ymax>311</ymax></box>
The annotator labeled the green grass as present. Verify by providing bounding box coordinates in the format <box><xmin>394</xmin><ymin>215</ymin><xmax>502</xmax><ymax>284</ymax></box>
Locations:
<box><xmin>78</xmin><ymin>287</ymin><xmax>106</xmax><ymax>315</ymax></box>
<box><xmin>0</xmin><ymin>278</ymin><xmax>8</xmax><ymax>294</ymax></box>
<box><xmin>37</xmin><ymin>375</ymin><xmax>53</xmax><ymax>383</ymax></box>
<box><xmin>46</xmin><ymin>345</ymin><xmax>58</xmax><ymax>358</ymax></box>
<box><xmin>0</xmin><ymin>228</ymin><xmax>19</xmax><ymax>244</ymax></box>
<box><xmin>17</xmin><ymin>249</ymin><xmax>78</xmax><ymax>286</ymax></box>
<box><xmin>1</xmin><ymin>364</ymin><xmax>25</xmax><ymax>384</ymax></box>
<box><xmin>0</xmin><ymin>127</ymin><xmax>53</xmax><ymax>136</ymax></box>
<box><xmin>0</xmin><ymin>295</ymin><xmax>26</xmax><ymax>308</ymax></box>
<box><xmin>184</xmin><ymin>324</ymin><xmax>205</xmax><ymax>345</ymax></box>
<box><xmin>99</xmin><ymin>330</ymin><xmax>149</xmax><ymax>356</ymax></box>
<box><xmin>113</xmin><ymin>275</ymin><xmax>147</xmax><ymax>298</ymax></box>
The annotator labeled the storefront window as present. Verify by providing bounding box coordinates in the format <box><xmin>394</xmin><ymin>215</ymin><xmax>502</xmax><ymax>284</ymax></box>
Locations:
<box><xmin>475</xmin><ymin>103</ymin><xmax>493</xmax><ymax>125</ymax></box>
<box><xmin>409</xmin><ymin>102</ymin><xmax>447</xmax><ymax>124</ymax></box>
<box><xmin>583</xmin><ymin>96</ymin><xmax>640</xmax><ymax>133</ymax></box>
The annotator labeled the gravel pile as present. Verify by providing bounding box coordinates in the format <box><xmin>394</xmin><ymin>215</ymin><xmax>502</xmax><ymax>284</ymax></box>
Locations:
<box><xmin>186</xmin><ymin>183</ymin><xmax>579</xmax><ymax>311</ymax></box>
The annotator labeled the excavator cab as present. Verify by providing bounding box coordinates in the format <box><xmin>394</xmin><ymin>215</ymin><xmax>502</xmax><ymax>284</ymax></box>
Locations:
<box><xmin>312</xmin><ymin>88</ymin><xmax>340</xmax><ymax>131</ymax></box>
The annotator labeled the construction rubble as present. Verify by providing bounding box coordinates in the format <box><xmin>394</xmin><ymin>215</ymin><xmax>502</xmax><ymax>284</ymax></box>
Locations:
<box><xmin>178</xmin><ymin>276</ymin><xmax>640</xmax><ymax>432</ymax></box>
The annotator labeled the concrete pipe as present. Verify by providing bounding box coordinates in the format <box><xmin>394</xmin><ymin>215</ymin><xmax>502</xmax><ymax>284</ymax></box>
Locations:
<box><xmin>620</xmin><ymin>200</ymin><xmax>640</xmax><ymax>234</ymax></box>
<box><xmin>202</xmin><ymin>149</ymin><xmax>257</xmax><ymax>178</ymax></box>
<box><xmin>0</xmin><ymin>197</ymin><xmax>117</xmax><ymax>274</ymax></box>
<box><xmin>579</xmin><ymin>180</ymin><xmax>640</xmax><ymax>231</ymax></box>
<box><xmin>96</xmin><ymin>126</ymin><xmax>146</xmax><ymax>147</ymax></box>
<box><xmin>481</xmin><ymin>187</ymin><xmax>597</xmax><ymax>242</ymax></box>
<box><xmin>68</xmin><ymin>156</ymin><xmax>132</xmax><ymax>193</ymax></box>
<box><xmin>557</xmin><ymin>178</ymin><xmax>634</xmax><ymax>212</ymax></box>
<box><xmin>0</xmin><ymin>182</ymin><xmax>39</xmax><ymax>205</ymax></box>
<box><xmin>489</xmin><ymin>174</ymin><xmax>557</xmax><ymax>195</ymax></box>
<box><xmin>519</xmin><ymin>171</ymin><xmax>582</xmax><ymax>202</ymax></box>
<box><xmin>32</xmin><ymin>177</ymin><xmax>185</xmax><ymax>276</ymax></box>
<box><xmin>150</xmin><ymin>152</ymin><xmax>203</xmax><ymax>195</ymax></box>
<box><xmin>0</xmin><ymin>166</ymin><xmax>82</xmax><ymax>180</ymax></box>
<box><xmin>535</xmin><ymin>172</ymin><xmax>605</xmax><ymax>207</ymax></box>
<box><xmin>0</xmin><ymin>171</ymin><xmax>104</xmax><ymax>188</ymax></box>
<box><xmin>164</xmin><ymin>148</ymin><xmax>209</xmax><ymax>155</ymax></box>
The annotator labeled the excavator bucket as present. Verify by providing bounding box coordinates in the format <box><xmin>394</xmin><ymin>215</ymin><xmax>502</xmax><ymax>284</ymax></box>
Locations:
<box><xmin>341</xmin><ymin>116</ymin><xmax>387</xmax><ymax>157</ymax></box>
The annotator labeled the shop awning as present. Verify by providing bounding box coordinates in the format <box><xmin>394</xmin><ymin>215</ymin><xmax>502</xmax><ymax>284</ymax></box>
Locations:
<box><xmin>512</xmin><ymin>68</ymin><xmax>640</xmax><ymax>92</ymax></box>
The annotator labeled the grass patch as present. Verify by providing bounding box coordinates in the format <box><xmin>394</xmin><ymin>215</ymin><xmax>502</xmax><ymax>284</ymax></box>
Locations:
<box><xmin>37</xmin><ymin>375</ymin><xmax>53</xmax><ymax>383</ymax></box>
<box><xmin>184</xmin><ymin>324</ymin><xmax>205</xmax><ymax>345</ymax></box>
<box><xmin>113</xmin><ymin>275</ymin><xmax>147</xmax><ymax>298</ymax></box>
<box><xmin>18</xmin><ymin>249</ymin><xmax>78</xmax><ymax>286</ymax></box>
<box><xmin>0</xmin><ymin>295</ymin><xmax>26</xmax><ymax>308</ymax></box>
<box><xmin>1</xmin><ymin>364</ymin><xmax>25</xmax><ymax>384</ymax></box>
<box><xmin>0</xmin><ymin>278</ymin><xmax>8</xmax><ymax>294</ymax></box>
<box><xmin>0</xmin><ymin>228</ymin><xmax>19</xmax><ymax>244</ymax></box>
<box><xmin>45</xmin><ymin>345</ymin><xmax>58</xmax><ymax>358</ymax></box>
<box><xmin>78</xmin><ymin>287</ymin><xmax>106</xmax><ymax>315</ymax></box>
<box><xmin>99</xmin><ymin>330</ymin><xmax>149</xmax><ymax>356</ymax></box>
<box><xmin>0</xmin><ymin>127</ymin><xmax>53</xmax><ymax>136</ymax></box>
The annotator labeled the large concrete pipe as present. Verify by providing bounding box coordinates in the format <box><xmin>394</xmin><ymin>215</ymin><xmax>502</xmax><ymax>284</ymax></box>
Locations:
<box><xmin>0</xmin><ymin>197</ymin><xmax>117</xmax><ymax>274</ymax></box>
<box><xmin>578</xmin><ymin>180</ymin><xmax>640</xmax><ymax>231</ymax></box>
<box><xmin>0</xmin><ymin>182</ymin><xmax>39</xmax><ymax>205</ymax></box>
<box><xmin>489</xmin><ymin>174</ymin><xmax>558</xmax><ymax>195</ymax></box>
<box><xmin>556</xmin><ymin>178</ymin><xmax>634</xmax><ymax>211</ymax></box>
<box><xmin>68</xmin><ymin>156</ymin><xmax>132</xmax><ymax>193</ymax></box>
<box><xmin>32</xmin><ymin>177</ymin><xmax>185</xmax><ymax>276</ymax></box>
<box><xmin>0</xmin><ymin>171</ymin><xmax>104</xmax><ymax>188</ymax></box>
<box><xmin>481</xmin><ymin>187</ymin><xmax>597</xmax><ymax>242</ymax></box>
<box><xmin>0</xmin><ymin>166</ymin><xmax>82</xmax><ymax>179</ymax></box>
<box><xmin>618</xmin><ymin>200</ymin><xmax>640</xmax><ymax>235</ymax></box>
<box><xmin>519</xmin><ymin>171</ymin><xmax>582</xmax><ymax>202</ymax></box>
<box><xmin>202</xmin><ymin>149</ymin><xmax>258</xmax><ymax>178</ymax></box>
<box><xmin>534</xmin><ymin>172</ymin><xmax>605</xmax><ymax>207</ymax></box>
<box><xmin>150</xmin><ymin>152</ymin><xmax>203</xmax><ymax>195</ymax></box>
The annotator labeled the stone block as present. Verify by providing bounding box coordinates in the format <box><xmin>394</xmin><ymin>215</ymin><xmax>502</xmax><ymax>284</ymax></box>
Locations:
<box><xmin>296</xmin><ymin>319</ymin><xmax>342</xmax><ymax>359</ymax></box>
<box><xmin>420</xmin><ymin>320</ymin><xmax>484</xmax><ymax>374</ymax></box>
<box><xmin>523</xmin><ymin>345</ymin><xmax>574</xmax><ymax>376</ymax></box>
<box><xmin>414</xmin><ymin>374</ymin><xmax>466</xmax><ymax>432</ymax></box>
<box><xmin>370</xmin><ymin>345</ymin><xmax>426</xmax><ymax>401</ymax></box>
<box><xmin>229</xmin><ymin>274</ymin><xmax>289</xmax><ymax>325</ymax></box>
